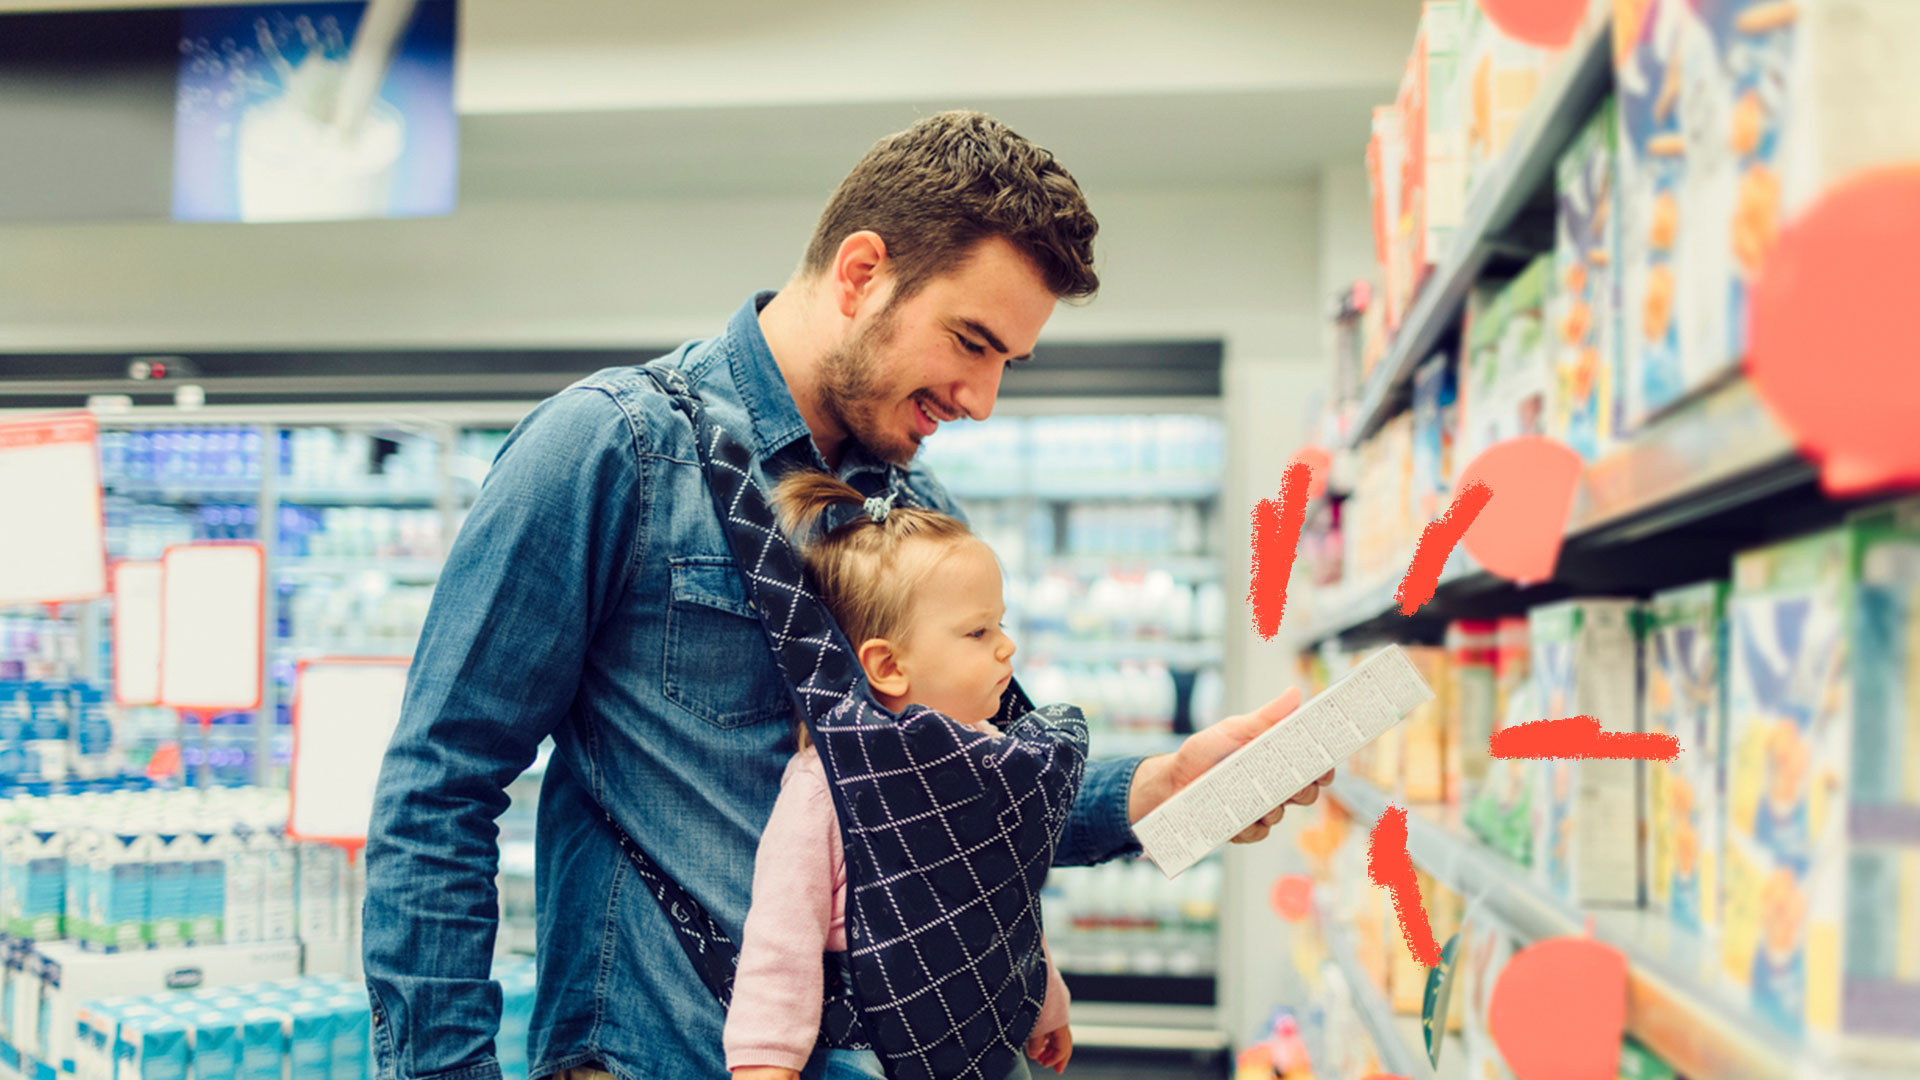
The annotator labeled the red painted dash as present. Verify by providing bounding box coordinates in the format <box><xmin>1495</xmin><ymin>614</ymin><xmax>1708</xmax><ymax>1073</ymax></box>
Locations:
<box><xmin>1368</xmin><ymin>806</ymin><xmax>1440</xmax><ymax>967</ymax></box>
<box><xmin>1396</xmin><ymin>481</ymin><xmax>1491</xmax><ymax>616</ymax></box>
<box><xmin>1490</xmin><ymin>716</ymin><xmax>1681</xmax><ymax>761</ymax></box>
<box><xmin>1247</xmin><ymin>460</ymin><xmax>1312</xmax><ymax>641</ymax></box>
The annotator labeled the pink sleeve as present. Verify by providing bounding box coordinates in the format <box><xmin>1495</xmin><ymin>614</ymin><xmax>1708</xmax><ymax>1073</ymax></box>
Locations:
<box><xmin>1033</xmin><ymin>935</ymin><xmax>1072</xmax><ymax>1037</ymax></box>
<box><xmin>723</xmin><ymin>764</ymin><xmax>841</xmax><ymax>1072</ymax></box>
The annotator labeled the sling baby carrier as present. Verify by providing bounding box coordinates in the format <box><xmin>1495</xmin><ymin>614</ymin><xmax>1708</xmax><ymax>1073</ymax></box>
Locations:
<box><xmin>603</xmin><ymin>364</ymin><xmax>1090</xmax><ymax>1080</ymax></box>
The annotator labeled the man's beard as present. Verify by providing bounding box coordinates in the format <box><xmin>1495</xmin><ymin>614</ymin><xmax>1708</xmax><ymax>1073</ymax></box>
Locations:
<box><xmin>817</xmin><ymin>306</ymin><xmax>918</xmax><ymax>465</ymax></box>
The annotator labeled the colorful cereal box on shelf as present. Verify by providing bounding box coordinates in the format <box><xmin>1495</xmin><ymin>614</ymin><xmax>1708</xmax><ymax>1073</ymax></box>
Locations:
<box><xmin>1723</xmin><ymin>506</ymin><xmax>1920</xmax><ymax>1045</ymax></box>
<box><xmin>1614</xmin><ymin>0</ymin><xmax>1712</xmax><ymax>425</ymax></box>
<box><xmin>1447</xmin><ymin>619</ymin><xmax>1499</xmax><ymax>805</ymax></box>
<box><xmin>1685</xmin><ymin>0</ymin><xmax>1920</xmax><ymax>396</ymax></box>
<box><xmin>1396</xmin><ymin>1</ymin><xmax>1467</xmax><ymax>308</ymax></box>
<box><xmin>1643</xmin><ymin>580</ymin><xmax>1729</xmax><ymax>939</ymax></box>
<box><xmin>1402</xmin><ymin>647</ymin><xmax>1452</xmax><ymax>804</ymax></box>
<box><xmin>1467</xmin><ymin>617</ymin><xmax>1536</xmax><ymax>864</ymax></box>
<box><xmin>1368</xmin><ymin>105</ymin><xmax>1408</xmax><ymax>329</ymax></box>
<box><xmin>1550</xmin><ymin>96</ymin><xmax>1621</xmax><ymax>462</ymax></box>
<box><xmin>1529</xmin><ymin>598</ymin><xmax>1642</xmax><ymax>907</ymax></box>
<box><xmin>1458</xmin><ymin>914</ymin><xmax>1518</xmax><ymax>1080</ymax></box>
<box><xmin>1457</xmin><ymin>0</ymin><xmax>1562</xmax><ymax>206</ymax></box>
<box><xmin>1458</xmin><ymin>256</ymin><xmax>1554</xmax><ymax>473</ymax></box>
<box><xmin>1410</xmin><ymin>353</ymin><xmax>1458</xmax><ymax>527</ymax></box>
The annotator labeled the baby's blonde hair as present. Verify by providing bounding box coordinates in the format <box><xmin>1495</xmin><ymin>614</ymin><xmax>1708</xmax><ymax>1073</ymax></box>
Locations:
<box><xmin>771</xmin><ymin>470</ymin><xmax>977</xmax><ymax>749</ymax></box>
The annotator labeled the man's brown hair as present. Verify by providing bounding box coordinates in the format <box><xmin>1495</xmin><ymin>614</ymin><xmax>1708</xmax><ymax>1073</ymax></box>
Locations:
<box><xmin>802</xmin><ymin>110</ymin><xmax>1100</xmax><ymax>304</ymax></box>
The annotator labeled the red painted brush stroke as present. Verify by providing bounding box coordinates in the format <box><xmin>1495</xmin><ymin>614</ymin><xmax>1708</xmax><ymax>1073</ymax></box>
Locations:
<box><xmin>1395</xmin><ymin>481</ymin><xmax>1491</xmax><ymax>615</ymax></box>
<box><xmin>1490</xmin><ymin>716</ymin><xmax>1680</xmax><ymax>761</ymax></box>
<box><xmin>1247</xmin><ymin>460</ymin><xmax>1312</xmax><ymax>640</ymax></box>
<box><xmin>1479</xmin><ymin>0</ymin><xmax>1586</xmax><ymax>49</ymax></box>
<box><xmin>1368</xmin><ymin>806</ymin><xmax>1440</xmax><ymax>967</ymax></box>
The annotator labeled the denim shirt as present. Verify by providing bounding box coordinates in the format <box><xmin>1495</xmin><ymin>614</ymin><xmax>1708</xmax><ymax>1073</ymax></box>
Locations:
<box><xmin>362</xmin><ymin>292</ymin><xmax>1146</xmax><ymax>1080</ymax></box>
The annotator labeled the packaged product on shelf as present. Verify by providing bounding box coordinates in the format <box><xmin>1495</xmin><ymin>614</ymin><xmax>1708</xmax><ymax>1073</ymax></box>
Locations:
<box><xmin>1447</xmin><ymin>619</ymin><xmax>1500</xmax><ymax>804</ymax></box>
<box><xmin>1635</xmin><ymin>0</ymin><xmax>1920</xmax><ymax>422</ymax></box>
<box><xmin>1466</xmin><ymin>616</ymin><xmax>1537</xmax><ymax>864</ymax></box>
<box><xmin>1458</xmin><ymin>256</ymin><xmax>1554</xmax><ymax>473</ymax></box>
<box><xmin>1615</xmin><ymin>1035</ymin><xmax>1680</xmax><ymax>1080</ymax></box>
<box><xmin>1402</xmin><ymin>646</ymin><xmax>1452</xmax><ymax>803</ymax></box>
<box><xmin>1456</xmin><ymin>0</ymin><xmax>1562</xmax><ymax>206</ymax></box>
<box><xmin>1458</xmin><ymin>915</ymin><xmax>1518</xmax><ymax>1080</ymax></box>
<box><xmin>82</xmin><ymin>825</ymin><xmax>152</xmax><ymax>952</ymax></box>
<box><xmin>1643</xmin><ymin>581</ymin><xmax>1728</xmax><ymax>939</ymax></box>
<box><xmin>1394</xmin><ymin>1</ymin><xmax>1467</xmax><ymax>311</ymax></box>
<box><xmin>149</xmin><ymin>827</ymin><xmax>194</xmax><ymax>947</ymax></box>
<box><xmin>1723</xmin><ymin>506</ymin><xmax>1920</xmax><ymax>1044</ymax></box>
<box><xmin>1368</xmin><ymin>104</ymin><xmax>1408</xmax><ymax>328</ymax></box>
<box><xmin>1409</xmin><ymin>353</ymin><xmax>1459</xmax><ymax>526</ymax></box>
<box><xmin>0</xmin><ymin>819</ymin><xmax>65</xmax><ymax>941</ymax></box>
<box><xmin>1550</xmin><ymin>95</ymin><xmax>1622</xmax><ymax>461</ymax></box>
<box><xmin>1529</xmin><ymin>598</ymin><xmax>1642</xmax><ymax>907</ymax></box>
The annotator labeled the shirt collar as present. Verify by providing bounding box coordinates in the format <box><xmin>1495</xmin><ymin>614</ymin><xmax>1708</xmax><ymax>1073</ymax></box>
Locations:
<box><xmin>713</xmin><ymin>290</ymin><xmax>901</xmax><ymax>496</ymax></box>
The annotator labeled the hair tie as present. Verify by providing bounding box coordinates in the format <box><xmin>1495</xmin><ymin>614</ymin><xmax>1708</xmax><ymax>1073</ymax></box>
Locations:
<box><xmin>819</xmin><ymin>490</ymin><xmax>896</xmax><ymax>536</ymax></box>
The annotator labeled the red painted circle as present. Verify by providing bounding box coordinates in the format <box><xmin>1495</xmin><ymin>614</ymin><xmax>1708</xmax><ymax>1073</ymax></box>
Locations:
<box><xmin>1269</xmin><ymin>875</ymin><xmax>1314</xmax><ymax>922</ymax></box>
<box><xmin>1747</xmin><ymin>167</ymin><xmax>1920</xmax><ymax>496</ymax></box>
<box><xmin>1479</xmin><ymin>0</ymin><xmax>1587</xmax><ymax>50</ymax></box>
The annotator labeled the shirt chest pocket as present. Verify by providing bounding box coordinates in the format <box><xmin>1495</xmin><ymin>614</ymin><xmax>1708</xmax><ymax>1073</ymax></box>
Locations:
<box><xmin>664</xmin><ymin>555</ymin><xmax>794</xmax><ymax>729</ymax></box>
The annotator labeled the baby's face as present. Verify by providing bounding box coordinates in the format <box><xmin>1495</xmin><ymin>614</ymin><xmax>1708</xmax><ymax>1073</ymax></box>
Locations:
<box><xmin>891</xmin><ymin>538</ymin><xmax>1017</xmax><ymax>727</ymax></box>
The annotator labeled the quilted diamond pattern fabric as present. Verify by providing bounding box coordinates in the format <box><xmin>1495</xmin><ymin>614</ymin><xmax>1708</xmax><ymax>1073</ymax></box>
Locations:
<box><xmin>635</xmin><ymin>364</ymin><xmax>1090</xmax><ymax>1080</ymax></box>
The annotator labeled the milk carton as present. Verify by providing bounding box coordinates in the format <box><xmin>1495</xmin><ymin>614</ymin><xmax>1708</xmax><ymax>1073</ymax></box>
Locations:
<box><xmin>295</xmin><ymin>844</ymin><xmax>345</xmax><ymax>944</ymax></box>
<box><xmin>280</xmin><ymin>1001</ymin><xmax>333</xmax><ymax>1080</ymax></box>
<box><xmin>115</xmin><ymin>1011</ymin><xmax>189</xmax><ymax>1080</ymax></box>
<box><xmin>147</xmin><ymin>829</ymin><xmax>193</xmax><ymax>948</ymax></box>
<box><xmin>222</xmin><ymin>825</ymin><xmax>263</xmax><ymax>947</ymax></box>
<box><xmin>320</xmin><ymin>995</ymin><xmax>369</xmax><ymax>1080</ymax></box>
<box><xmin>235</xmin><ymin>1008</ymin><xmax>284</xmax><ymax>1080</ymax></box>
<box><xmin>185</xmin><ymin>1010</ymin><xmax>242</xmax><ymax>1080</ymax></box>
<box><xmin>187</xmin><ymin>826</ymin><xmax>227</xmax><ymax>945</ymax></box>
<box><xmin>256</xmin><ymin>829</ymin><xmax>297</xmax><ymax>945</ymax></box>
<box><xmin>84</xmin><ymin>827</ymin><xmax>151</xmax><ymax>952</ymax></box>
<box><xmin>3</xmin><ymin>822</ymin><xmax>67</xmax><ymax>940</ymax></box>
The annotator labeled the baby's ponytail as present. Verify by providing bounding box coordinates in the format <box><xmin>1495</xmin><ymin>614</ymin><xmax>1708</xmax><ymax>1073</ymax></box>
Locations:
<box><xmin>771</xmin><ymin>470</ymin><xmax>871</xmax><ymax>541</ymax></box>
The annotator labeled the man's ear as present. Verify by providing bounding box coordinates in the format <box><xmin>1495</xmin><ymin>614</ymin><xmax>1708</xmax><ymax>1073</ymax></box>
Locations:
<box><xmin>832</xmin><ymin>230</ymin><xmax>891</xmax><ymax>320</ymax></box>
<box><xmin>856</xmin><ymin>636</ymin><xmax>909</xmax><ymax>696</ymax></box>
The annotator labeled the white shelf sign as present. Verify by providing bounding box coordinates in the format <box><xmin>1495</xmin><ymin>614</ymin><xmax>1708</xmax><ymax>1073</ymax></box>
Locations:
<box><xmin>159</xmin><ymin>543</ymin><xmax>265</xmax><ymax>711</ymax></box>
<box><xmin>112</xmin><ymin>561</ymin><xmax>165</xmax><ymax>707</ymax></box>
<box><xmin>289</xmin><ymin>658</ymin><xmax>410</xmax><ymax>847</ymax></box>
<box><xmin>0</xmin><ymin>413</ymin><xmax>107</xmax><ymax>607</ymax></box>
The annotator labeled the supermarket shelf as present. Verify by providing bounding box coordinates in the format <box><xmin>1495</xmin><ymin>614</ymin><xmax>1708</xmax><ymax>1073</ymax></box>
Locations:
<box><xmin>1320</xmin><ymin>905</ymin><xmax>1431</xmax><ymax>1079</ymax></box>
<box><xmin>104</xmin><ymin>480</ymin><xmax>261</xmax><ymax>501</ymax></box>
<box><xmin>274</xmin><ymin>558</ymin><xmax>443</xmax><ymax>580</ymax></box>
<box><xmin>1327</xmin><ymin>776</ymin><xmax>1914</xmax><ymax>1080</ymax></box>
<box><xmin>1295</xmin><ymin>377</ymin><xmax>1805</xmax><ymax>644</ymax></box>
<box><xmin>953</xmin><ymin>481</ymin><xmax>1221</xmax><ymax>502</ymax></box>
<box><xmin>1022</xmin><ymin>638</ymin><xmax>1222</xmax><ymax>667</ymax></box>
<box><xmin>1041</xmin><ymin>554</ymin><xmax>1219</xmax><ymax>579</ymax></box>
<box><xmin>276</xmin><ymin>485</ymin><xmax>444</xmax><ymax>505</ymax></box>
<box><xmin>1348</xmin><ymin>5</ymin><xmax>1615</xmax><ymax>445</ymax></box>
<box><xmin>1065</xmin><ymin>1002</ymin><xmax>1226</xmax><ymax>1052</ymax></box>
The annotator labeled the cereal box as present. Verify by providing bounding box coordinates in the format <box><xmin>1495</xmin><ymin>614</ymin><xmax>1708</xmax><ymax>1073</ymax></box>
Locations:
<box><xmin>1403</xmin><ymin>646</ymin><xmax>1452</xmax><ymax>804</ymax></box>
<box><xmin>1529</xmin><ymin>599</ymin><xmax>1642</xmax><ymax>907</ymax></box>
<box><xmin>1724</xmin><ymin>505</ymin><xmax>1920</xmax><ymax>1045</ymax></box>
<box><xmin>1368</xmin><ymin>105</ymin><xmax>1408</xmax><ymax>329</ymax></box>
<box><xmin>1457</xmin><ymin>0</ymin><xmax>1562</xmax><ymax>206</ymax></box>
<box><xmin>1687</xmin><ymin>0</ymin><xmax>1920</xmax><ymax>389</ymax></box>
<box><xmin>1458</xmin><ymin>914</ymin><xmax>1518</xmax><ymax>1080</ymax></box>
<box><xmin>1448</xmin><ymin>619</ymin><xmax>1499</xmax><ymax>806</ymax></box>
<box><xmin>1643</xmin><ymin>581</ymin><xmax>1729</xmax><ymax>939</ymax></box>
<box><xmin>1397</xmin><ymin>1</ymin><xmax>1467</xmax><ymax>304</ymax></box>
<box><xmin>1409</xmin><ymin>353</ymin><xmax>1458</xmax><ymax>534</ymax></box>
<box><xmin>1467</xmin><ymin>616</ymin><xmax>1535</xmax><ymax>864</ymax></box>
<box><xmin>1549</xmin><ymin>96</ymin><xmax>1621</xmax><ymax>461</ymax></box>
<box><xmin>1458</xmin><ymin>256</ymin><xmax>1554</xmax><ymax>473</ymax></box>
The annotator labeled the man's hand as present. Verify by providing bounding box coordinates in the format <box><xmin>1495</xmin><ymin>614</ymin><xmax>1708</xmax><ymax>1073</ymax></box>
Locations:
<box><xmin>1127</xmin><ymin>687</ymin><xmax>1334</xmax><ymax>844</ymax></box>
<box><xmin>729</xmin><ymin>1068</ymin><xmax>798</xmax><ymax>1080</ymax></box>
<box><xmin>1026</xmin><ymin>1024</ymin><xmax>1073</xmax><ymax>1074</ymax></box>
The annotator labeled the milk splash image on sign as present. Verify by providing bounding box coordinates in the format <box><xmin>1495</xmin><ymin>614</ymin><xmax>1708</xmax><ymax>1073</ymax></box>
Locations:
<box><xmin>171</xmin><ymin>3</ymin><xmax>456</xmax><ymax>224</ymax></box>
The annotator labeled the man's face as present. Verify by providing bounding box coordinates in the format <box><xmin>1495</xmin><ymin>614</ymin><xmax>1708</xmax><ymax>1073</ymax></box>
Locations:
<box><xmin>817</xmin><ymin>235</ymin><xmax>1056</xmax><ymax>464</ymax></box>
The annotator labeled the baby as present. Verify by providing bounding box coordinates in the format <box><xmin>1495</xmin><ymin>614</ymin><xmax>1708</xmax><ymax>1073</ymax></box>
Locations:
<box><xmin>724</xmin><ymin>471</ymin><xmax>1072</xmax><ymax>1080</ymax></box>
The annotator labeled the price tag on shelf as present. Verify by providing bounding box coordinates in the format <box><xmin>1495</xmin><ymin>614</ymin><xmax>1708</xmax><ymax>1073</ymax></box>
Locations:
<box><xmin>288</xmin><ymin>658</ymin><xmax>410</xmax><ymax>849</ymax></box>
<box><xmin>111</xmin><ymin>561</ymin><xmax>165</xmax><ymax>706</ymax></box>
<box><xmin>0</xmin><ymin>413</ymin><xmax>107</xmax><ymax>607</ymax></box>
<box><xmin>158</xmin><ymin>542</ymin><xmax>264</xmax><ymax>711</ymax></box>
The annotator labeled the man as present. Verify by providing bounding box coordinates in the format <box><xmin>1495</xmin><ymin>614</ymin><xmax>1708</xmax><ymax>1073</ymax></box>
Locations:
<box><xmin>362</xmin><ymin>109</ymin><xmax>1328</xmax><ymax>1080</ymax></box>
